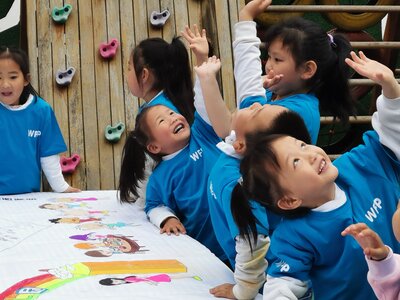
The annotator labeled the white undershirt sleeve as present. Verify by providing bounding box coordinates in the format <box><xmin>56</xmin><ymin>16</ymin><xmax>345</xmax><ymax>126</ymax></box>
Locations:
<box><xmin>263</xmin><ymin>275</ymin><xmax>309</xmax><ymax>300</ymax></box>
<box><xmin>371</xmin><ymin>94</ymin><xmax>400</xmax><ymax>160</ymax></box>
<box><xmin>40</xmin><ymin>155</ymin><xmax>69</xmax><ymax>192</ymax></box>
<box><xmin>233</xmin><ymin>235</ymin><xmax>269</xmax><ymax>299</ymax></box>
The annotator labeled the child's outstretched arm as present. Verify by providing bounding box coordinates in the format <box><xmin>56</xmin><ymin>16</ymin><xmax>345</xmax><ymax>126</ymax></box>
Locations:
<box><xmin>341</xmin><ymin>223</ymin><xmax>389</xmax><ymax>260</ymax></box>
<box><xmin>234</xmin><ymin>0</ymin><xmax>280</xmax><ymax>107</ymax></box>
<box><xmin>346</xmin><ymin>51</ymin><xmax>400</xmax><ymax>161</ymax></box>
<box><xmin>195</xmin><ymin>56</ymin><xmax>232</xmax><ymax>138</ymax></box>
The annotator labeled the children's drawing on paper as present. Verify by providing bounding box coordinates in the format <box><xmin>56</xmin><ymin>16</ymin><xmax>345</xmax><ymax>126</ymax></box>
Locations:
<box><xmin>75</xmin><ymin>221</ymin><xmax>137</xmax><ymax>230</ymax></box>
<box><xmin>0</xmin><ymin>260</ymin><xmax>187</xmax><ymax>299</ymax></box>
<box><xmin>39</xmin><ymin>202</ymin><xmax>110</xmax><ymax>217</ymax></box>
<box><xmin>49</xmin><ymin>217</ymin><xmax>102</xmax><ymax>224</ymax></box>
<box><xmin>72</xmin><ymin>234</ymin><xmax>147</xmax><ymax>257</ymax></box>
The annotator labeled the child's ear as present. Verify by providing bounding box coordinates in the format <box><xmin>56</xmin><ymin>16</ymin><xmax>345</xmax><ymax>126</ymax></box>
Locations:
<box><xmin>141</xmin><ymin>67</ymin><xmax>150</xmax><ymax>83</ymax></box>
<box><xmin>147</xmin><ymin>142</ymin><xmax>161</xmax><ymax>154</ymax></box>
<box><xmin>24</xmin><ymin>73</ymin><xmax>31</xmax><ymax>87</ymax></box>
<box><xmin>300</xmin><ymin>60</ymin><xmax>317</xmax><ymax>80</ymax></box>
<box><xmin>233</xmin><ymin>139</ymin><xmax>246</xmax><ymax>155</ymax></box>
<box><xmin>277</xmin><ymin>196</ymin><xmax>302</xmax><ymax>210</ymax></box>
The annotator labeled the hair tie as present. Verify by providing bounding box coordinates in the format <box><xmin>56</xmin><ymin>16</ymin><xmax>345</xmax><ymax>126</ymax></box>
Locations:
<box><xmin>237</xmin><ymin>176</ymin><xmax>243</xmax><ymax>186</ymax></box>
<box><xmin>327</xmin><ymin>33</ymin><xmax>337</xmax><ymax>48</ymax></box>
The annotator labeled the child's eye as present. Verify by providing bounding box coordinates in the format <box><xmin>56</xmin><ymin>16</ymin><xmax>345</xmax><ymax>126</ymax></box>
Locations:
<box><xmin>159</xmin><ymin>119</ymin><xmax>164</xmax><ymax>124</ymax></box>
<box><xmin>293</xmin><ymin>158</ymin><xmax>299</xmax><ymax>168</ymax></box>
<box><xmin>169</xmin><ymin>111</ymin><xmax>174</xmax><ymax>115</ymax></box>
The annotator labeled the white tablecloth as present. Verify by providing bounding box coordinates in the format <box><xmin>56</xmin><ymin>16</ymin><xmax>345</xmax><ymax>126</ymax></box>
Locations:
<box><xmin>0</xmin><ymin>191</ymin><xmax>244</xmax><ymax>300</ymax></box>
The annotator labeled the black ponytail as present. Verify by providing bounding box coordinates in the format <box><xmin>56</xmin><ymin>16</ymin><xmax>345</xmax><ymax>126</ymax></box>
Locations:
<box><xmin>118</xmin><ymin>107</ymin><xmax>161</xmax><ymax>203</ymax></box>
<box><xmin>231</xmin><ymin>182</ymin><xmax>258</xmax><ymax>251</ymax></box>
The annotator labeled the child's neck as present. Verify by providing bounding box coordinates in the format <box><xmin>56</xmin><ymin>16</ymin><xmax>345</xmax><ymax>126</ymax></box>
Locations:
<box><xmin>273</xmin><ymin>87</ymin><xmax>311</xmax><ymax>101</ymax></box>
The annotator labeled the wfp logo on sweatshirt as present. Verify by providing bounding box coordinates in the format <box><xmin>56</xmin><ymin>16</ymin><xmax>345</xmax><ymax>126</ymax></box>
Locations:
<box><xmin>28</xmin><ymin>129</ymin><xmax>41</xmax><ymax>138</ymax></box>
<box><xmin>190</xmin><ymin>148</ymin><xmax>203</xmax><ymax>161</ymax></box>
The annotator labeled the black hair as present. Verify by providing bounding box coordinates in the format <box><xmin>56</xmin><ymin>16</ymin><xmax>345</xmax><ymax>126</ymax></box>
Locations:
<box><xmin>118</xmin><ymin>106</ymin><xmax>162</xmax><ymax>203</ymax></box>
<box><xmin>0</xmin><ymin>46</ymin><xmax>38</xmax><ymax>105</ymax></box>
<box><xmin>263</xmin><ymin>17</ymin><xmax>355</xmax><ymax>124</ymax></box>
<box><xmin>231</xmin><ymin>110</ymin><xmax>311</xmax><ymax>246</ymax></box>
<box><xmin>132</xmin><ymin>37</ymin><xmax>195</xmax><ymax>124</ymax></box>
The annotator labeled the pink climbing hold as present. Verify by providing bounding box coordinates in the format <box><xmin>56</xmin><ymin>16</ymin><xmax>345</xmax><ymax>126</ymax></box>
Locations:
<box><xmin>99</xmin><ymin>38</ymin><xmax>119</xmax><ymax>59</ymax></box>
<box><xmin>60</xmin><ymin>154</ymin><xmax>81</xmax><ymax>174</ymax></box>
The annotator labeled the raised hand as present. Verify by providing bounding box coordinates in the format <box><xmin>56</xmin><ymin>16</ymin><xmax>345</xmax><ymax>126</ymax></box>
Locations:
<box><xmin>341</xmin><ymin>223</ymin><xmax>389</xmax><ymax>261</ymax></box>
<box><xmin>239</xmin><ymin>0</ymin><xmax>271</xmax><ymax>22</ymax></box>
<box><xmin>194</xmin><ymin>56</ymin><xmax>221</xmax><ymax>79</ymax></box>
<box><xmin>181</xmin><ymin>24</ymin><xmax>209</xmax><ymax>66</ymax></box>
<box><xmin>345</xmin><ymin>51</ymin><xmax>400</xmax><ymax>99</ymax></box>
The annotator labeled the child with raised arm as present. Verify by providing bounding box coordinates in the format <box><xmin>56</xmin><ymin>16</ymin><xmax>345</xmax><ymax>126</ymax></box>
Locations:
<box><xmin>237</xmin><ymin>51</ymin><xmax>400</xmax><ymax>300</ymax></box>
<box><xmin>0</xmin><ymin>46</ymin><xmax>79</xmax><ymax>195</ymax></box>
<box><xmin>118</xmin><ymin>32</ymin><xmax>226</xmax><ymax>261</ymax></box>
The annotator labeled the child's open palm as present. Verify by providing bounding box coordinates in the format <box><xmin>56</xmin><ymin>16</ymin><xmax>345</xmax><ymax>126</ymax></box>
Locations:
<box><xmin>194</xmin><ymin>56</ymin><xmax>221</xmax><ymax>79</ymax></box>
<box><xmin>181</xmin><ymin>24</ymin><xmax>209</xmax><ymax>65</ymax></box>
<box><xmin>341</xmin><ymin>223</ymin><xmax>389</xmax><ymax>261</ymax></box>
<box><xmin>346</xmin><ymin>51</ymin><xmax>400</xmax><ymax>99</ymax></box>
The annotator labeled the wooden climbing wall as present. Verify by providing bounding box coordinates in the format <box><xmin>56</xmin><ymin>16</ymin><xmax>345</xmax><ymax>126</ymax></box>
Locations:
<box><xmin>25</xmin><ymin>0</ymin><xmax>244</xmax><ymax>191</ymax></box>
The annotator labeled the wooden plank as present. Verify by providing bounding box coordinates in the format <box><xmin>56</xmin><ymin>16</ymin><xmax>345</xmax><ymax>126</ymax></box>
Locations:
<box><xmin>106</xmin><ymin>0</ymin><xmax>125</xmax><ymax>187</ymax></box>
<box><xmin>50</xmin><ymin>0</ymin><xmax>70</xmax><ymax>169</ymax></box>
<box><xmin>26</xmin><ymin>1</ymin><xmax>39</xmax><ymax>91</ymax></box>
<box><xmin>64</xmin><ymin>0</ymin><xmax>85</xmax><ymax>189</ymax></box>
<box><xmin>36</xmin><ymin>0</ymin><xmax>53</xmax><ymax>106</ymax></box>
<box><xmin>120</xmin><ymin>0</ymin><xmax>137</xmax><ymax>132</ymax></box>
<box><xmin>133</xmin><ymin>0</ymin><xmax>149</xmax><ymax>108</ymax></box>
<box><xmin>187</xmin><ymin>0</ymin><xmax>201</xmax><ymax>67</ymax></box>
<box><xmin>160</xmin><ymin>0</ymin><xmax>175</xmax><ymax>40</ymax></box>
<box><xmin>146</xmin><ymin>0</ymin><xmax>162</xmax><ymax>38</ymax></box>
<box><xmin>36</xmin><ymin>0</ymin><xmax>54</xmax><ymax>191</ymax></box>
<box><xmin>214</xmin><ymin>0</ymin><xmax>235</xmax><ymax>111</ymax></box>
<box><xmin>173</xmin><ymin>0</ymin><xmax>191</xmax><ymax>63</ymax></box>
<box><xmin>133</xmin><ymin>0</ymin><xmax>148</xmax><ymax>44</ymax></box>
<box><xmin>92</xmin><ymin>0</ymin><xmax>114</xmax><ymax>190</ymax></box>
<box><xmin>77</xmin><ymin>0</ymin><xmax>101</xmax><ymax>189</ymax></box>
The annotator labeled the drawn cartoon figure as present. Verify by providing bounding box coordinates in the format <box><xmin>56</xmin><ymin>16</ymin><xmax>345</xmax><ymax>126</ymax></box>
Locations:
<box><xmin>99</xmin><ymin>274</ymin><xmax>171</xmax><ymax>286</ymax></box>
<box><xmin>40</xmin><ymin>203</ymin><xmax>109</xmax><ymax>216</ymax></box>
<box><xmin>49</xmin><ymin>197</ymin><xmax>98</xmax><ymax>203</ymax></box>
<box><xmin>49</xmin><ymin>217</ymin><xmax>101</xmax><ymax>224</ymax></box>
<box><xmin>75</xmin><ymin>221</ymin><xmax>136</xmax><ymax>230</ymax></box>
<box><xmin>69</xmin><ymin>232</ymin><xmax>107</xmax><ymax>241</ymax></box>
<box><xmin>74</xmin><ymin>235</ymin><xmax>146</xmax><ymax>257</ymax></box>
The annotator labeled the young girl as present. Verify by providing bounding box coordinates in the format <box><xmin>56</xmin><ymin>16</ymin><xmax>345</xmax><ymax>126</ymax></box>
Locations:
<box><xmin>0</xmin><ymin>46</ymin><xmax>79</xmax><ymax>195</ymax></box>
<box><xmin>119</xmin><ymin>36</ymin><xmax>200</xmax><ymax>207</ymax></box>
<box><xmin>118</xmin><ymin>34</ymin><xmax>226</xmax><ymax>261</ymax></box>
<box><xmin>236</xmin><ymin>51</ymin><xmax>400</xmax><ymax>300</ymax></box>
<box><xmin>192</xmin><ymin>0</ymin><xmax>353</xmax><ymax>297</ymax></box>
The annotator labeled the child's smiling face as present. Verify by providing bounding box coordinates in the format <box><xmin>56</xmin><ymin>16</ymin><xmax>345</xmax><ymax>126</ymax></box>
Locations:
<box><xmin>145</xmin><ymin>105</ymin><xmax>190</xmax><ymax>155</ymax></box>
<box><xmin>272</xmin><ymin>136</ymin><xmax>338</xmax><ymax>209</ymax></box>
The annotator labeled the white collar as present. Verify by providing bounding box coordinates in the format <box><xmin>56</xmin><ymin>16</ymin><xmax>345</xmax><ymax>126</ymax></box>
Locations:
<box><xmin>0</xmin><ymin>94</ymin><xmax>34</xmax><ymax>111</ymax></box>
<box><xmin>312</xmin><ymin>183</ymin><xmax>346</xmax><ymax>212</ymax></box>
<box><xmin>162</xmin><ymin>144</ymin><xmax>188</xmax><ymax>161</ymax></box>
